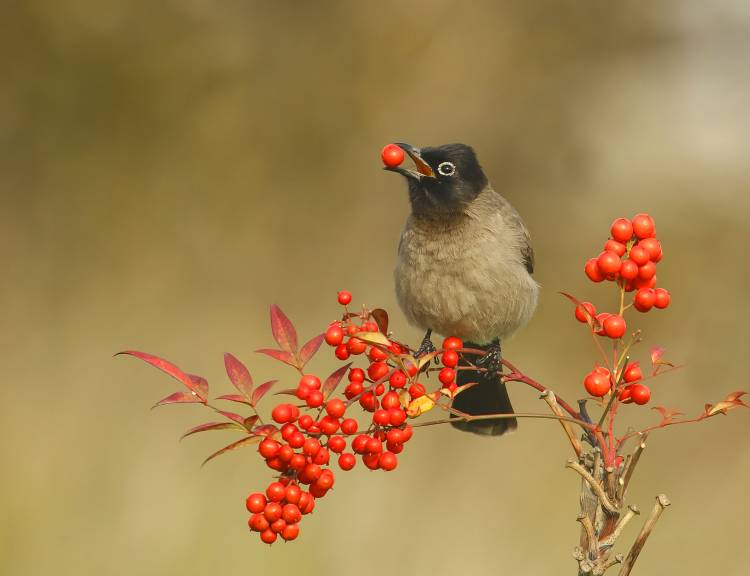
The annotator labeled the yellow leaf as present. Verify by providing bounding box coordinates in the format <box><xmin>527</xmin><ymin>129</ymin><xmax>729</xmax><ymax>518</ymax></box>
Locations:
<box><xmin>354</xmin><ymin>331</ymin><xmax>391</xmax><ymax>346</ymax></box>
<box><xmin>407</xmin><ymin>395</ymin><xmax>435</xmax><ymax>417</ymax></box>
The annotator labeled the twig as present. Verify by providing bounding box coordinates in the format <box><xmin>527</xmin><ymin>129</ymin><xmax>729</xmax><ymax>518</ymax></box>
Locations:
<box><xmin>566</xmin><ymin>459</ymin><xmax>619</xmax><ymax>514</ymax></box>
<box><xmin>618</xmin><ymin>432</ymin><xmax>649</xmax><ymax>501</ymax></box>
<box><xmin>577</xmin><ymin>513</ymin><xmax>598</xmax><ymax>560</ymax></box>
<box><xmin>617</xmin><ymin>495</ymin><xmax>671</xmax><ymax>576</ymax></box>
<box><xmin>595</xmin><ymin>554</ymin><xmax>624</xmax><ymax>575</ymax></box>
<box><xmin>598</xmin><ymin>505</ymin><xmax>640</xmax><ymax>548</ymax></box>
<box><xmin>541</xmin><ymin>390</ymin><xmax>583</xmax><ymax>457</ymax></box>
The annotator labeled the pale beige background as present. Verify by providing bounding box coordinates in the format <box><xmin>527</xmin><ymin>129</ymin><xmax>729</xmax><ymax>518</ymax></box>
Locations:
<box><xmin>2</xmin><ymin>2</ymin><xmax>749</xmax><ymax>575</ymax></box>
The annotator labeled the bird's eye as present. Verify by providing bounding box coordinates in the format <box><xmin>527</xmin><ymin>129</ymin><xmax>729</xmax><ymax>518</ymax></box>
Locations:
<box><xmin>437</xmin><ymin>161</ymin><xmax>456</xmax><ymax>177</ymax></box>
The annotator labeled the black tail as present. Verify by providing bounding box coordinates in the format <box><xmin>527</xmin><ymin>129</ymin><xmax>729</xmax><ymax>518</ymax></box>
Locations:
<box><xmin>450</xmin><ymin>342</ymin><xmax>517</xmax><ymax>436</ymax></box>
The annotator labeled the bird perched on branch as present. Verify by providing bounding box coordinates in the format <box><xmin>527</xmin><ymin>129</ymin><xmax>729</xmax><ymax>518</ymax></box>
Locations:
<box><xmin>384</xmin><ymin>142</ymin><xmax>539</xmax><ymax>436</ymax></box>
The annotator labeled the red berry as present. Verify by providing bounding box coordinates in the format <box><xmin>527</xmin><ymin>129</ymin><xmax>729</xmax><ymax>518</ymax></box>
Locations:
<box><xmin>408</xmin><ymin>382</ymin><xmax>426</xmax><ymax>399</ymax></box>
<box><xmin>298</xmin><ymin>414</ymin><xmax>313</xmax><ymax>430</ymax></box>
<box><xmin>574</xmin><ymin>301</ymin><xmax>596</xmax><ymax>323</ymax></box>
<box><xmin>258</xmin><ymin>438</ymin><xmax>280</xmax><ymax>459</ymax></box>
<box><xmin>623</xmin><ymin>362</ymin><xmax>642</xmax><ymax>383</ymax></box>
<box><xmin>325</xmin><ymin>324</ymin><xmax>344</xmax><ymax>346</ymax></box>
<box><xmin>379</xmin><ymin>451</ymin><xmax>398</xmax><ymax>471</ymax></box>
<box><xmin>389</xmin><ymin>370</ymin><xmax>407</xmax><ymax>388</ymax></box>
<box><xmin>340</xmin><ymin>418</ymin><xmax>358</xmax><ymax>435</ymax></box>
<box><xmin>246</xmin><ymin>492</ymin><xmax>266</xmax><ymax>514</ymax></box>
<box><xmin>325</xmin><ymin>398</ymin><xmax>346</xmax><ymax>418</ymax></box>
<box><xmin>381</xmin><ymin>143</ymin><xmax>405</xmax><ymax>168</ymax></box>
<box><xmin>633</xmin><ymin>275</ymin><xmax>657</xmax><ymax>290</ymax></box>
<box><xmin>638</xmin><ymin>261</ymin><xmax>656</xmax><ymax>280</ymax></box>
<box><xmin>381</xmin><ymin>391</ymin><xmax>401</xmax><ymax>410</ymax></box>
<box><xmin>594</xmin><ymin>313</ymin><xmax>611</xmax><ymax>335</ymax></box>
<box><xmin>338</xmin><ymin>452</ymin><xmax>356</xmax><ymax>470</ymax></box>
<box><xmin>634</xmin><ymin>288</ymin><xmax>656</xmax><ymax>312</ymax></box>
<box><xmin>654</xmin><ymin>288</ymin><xmax>670</xmax><ymax>309</ymax></box>
<box><xmin>266</xmin><ymin>482</ymin><xmax>286</xmax><ymax>502</ymax></box>
<box><xmin>368</xmin><ymin>361</ymin><xmax>389</xmax><ymax>381</ymax></box>
<box><xmin>442</xmin><ymin>350</ymin><xmax>459</xmax><ymax>368</ymax></box>
<box><xmin>282</xmin><ymin>503</ymin><xmax>302</xmax><ymax>524</ymax></box>
<box><xmin>604</xmin><ymin>239</ymin><xmax>627</xmax><ymax>257</ymax></box>
<box><xmin>401</xmin><ymin>424</ymin><xmax>413</xmax><ymax>442</ymax></box>
<box><xmin>373</xmin><ymin>409</ymin><xmax>390</xmax><ymax>426</ymax></box>
<box><xmin>585</xmin><ymin>257</ymin><xmax>605</xmax><ymax>282</ymax></box>
<box><xmin>289</xmin><ymin>453</ymin><xmax>306</xmax><ymax>470</ymax></box>
<box><xmin>638</xmin><ymin>237</ymin><xmax>662</xmax><ymax>262</ymax></box>
<box><xmin>249</xmin><ymin>513</ymin><xmax>269</xmax><ymax>532</ymax></box>
<box><xmin>337</xmin><ymin>290</ymin><xmax>352</xmax><ymax>305</ymax></box>
<box><xmin>363</xmin><ymin>453</ymin><xmax>381</xmax><ymax>470</ymax></box>
<box><xmin>334</xmin><ymin>343</ymin><xmax>350</xmax><ymax>360</ymax></box>
<box><xmin>348</xmin><ymin>367</ymin><xmax>365</xmax><ymax>382</ymax></box>
<box><xmin>366</xmin><ymin>436</ymin><xmax>383</xmax><ymax>454</ymax></box>
<box><xmin>270</xmin><ymin>518</ymin><xmax>287</xmax><ymax>533</ymax></box>
<box><xmin>260</xmin><ymin>528</ymin><xmax>277</xmax><ymax>544</ymax></box>
<box><xmin>289</xmin><ymin>431</ymin><xmax>306</xmax><ymax>448</ymax></box>
<box><xmin>306</xmin><ymin>390</ymin><xmax>324</xmax><ymax>408</ymax></box>
<box><xmin>300</xmin><ymin>374</ymin><xmax>321</xmax><ymax>390</ymax></box>
<box><xmin>362</xmin><ymin>321</ymin><xmax>379</xmax><ymax>332</ymax></box>
<box><xmin>442</xmin><ymin>336</ymin><xmax>463</xmax><ymax>350</ymax></box>
<box><xmin>352</xmin><ymin>434</ymin><xmax>370</xmax><ymax>453</ymax></box>
<box><xmin>620</xmin><ymin>259</ymin><xmax>639</xmax><ymax>281</ymax></box>
<box><xmin>438</xmin><ymin>367</ymin><xmax>456</xmax><ymax>386</ymax></box>
<box><xmin>264</xmin><ymin>501</ymin><xmax>283</xmax><ymax>522</ymax></box>
<box><xmin>630</xmin><ymin>384</ymin><xmax>651</xmax><ymax>405</ymax></box>
<box><xmin>359</xmin><ymin>392</ymin><xmax>378</xmax><ymax>412</ymax></box>
<box><xmin>327</xmin><ymin>435</ymin><xmax>346</xmax><ymax>453</ymax></box>
<box><xmin>610</xmin><ymin>218</ymin><xmax>634</xmax><ymax>243</ymax></box>
<box><xmin>319</xmin><ymin>415</ymin><xmax>340</xmax><ymax>435</ymax></box>
<box><xmin>597</xmin><ymin>250</ymin><xmax>622</xmax><ymax>276</ymax></box>
<box><xmin>315</xmin><ymin>471</ymin><xmax>335</xmax><ymax>491</ymax></box>
<box><xmin>388</xmin><ymin>408</ymin><xmax>406</xmax><ymax>426</ymax></box>
<box><xmin>619</xmin><ymin>385</ymin><xmax>633</xmax><ymax>403</ymax></box>
<box><xmin>281</xmin><ymin>523</ymin><xmax>300</xmax><ymax>541</ymax></box>
<box><xmin>368</xmin><ymin>346</ymin><xmax>388</xmax><ymax>362</ymax></box>
<box><xmin>603</xmin><ymin>314</ymin><xmax>627</xmax><ymax>339</ymax></box>
<box><xmin>631</xmin><ymin>213</ymin><xmax>655</xmax><ymax>239</ymax></box>
<box><xmin>271</xmin><ymin>404</ymin><xmax>293</xmax><ymax>424</ymax></box>
<box><xmin>583</xmin><ymin>368</ymin><xmax>611</xmax><ymax>397</ymax></box>
<box><xmin>629</xmin><ymin>245</ymin><xmax>649</xmax><ymax>266</ymax></box>
<box><xmin>302</xmin><ymin>438</ymin><xmax>321</xmax><ymax>457</ymax></box>
<box><xmin>347</xmin><ymin>337</ymin><xmax>366</xmax><ymax>355</ymax></box>
<box><xmin>284</xmin><ymin>484</ymin><xmax>301</xmax><ymax>504</ymax></box>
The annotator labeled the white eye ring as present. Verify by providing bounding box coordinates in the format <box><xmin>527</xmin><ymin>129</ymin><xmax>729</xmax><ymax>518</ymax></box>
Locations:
<box><xmin>437</xmin><ymin>161</ymin><xmax>456</xmax><ymax>176</ymax></box>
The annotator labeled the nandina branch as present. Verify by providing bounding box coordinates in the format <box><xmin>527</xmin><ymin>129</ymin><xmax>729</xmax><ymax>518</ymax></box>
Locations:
<box><xmin>617</xmin><ymin>495</ymin><xmax>671</xmax><ymax>576</ymax></box>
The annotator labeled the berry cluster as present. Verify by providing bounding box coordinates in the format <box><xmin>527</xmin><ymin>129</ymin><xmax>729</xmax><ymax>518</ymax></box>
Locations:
<box><xmin>245</xmin><ymin>290</ymin><xmax>464</xmax><ymax>544</ymax></box>
<box><xmin>574</xmin><ymin>214</ymin><xmax>671</xmax><ymax>403</ymax></box>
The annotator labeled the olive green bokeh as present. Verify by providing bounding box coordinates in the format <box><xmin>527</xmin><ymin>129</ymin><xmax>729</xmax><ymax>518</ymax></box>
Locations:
<box><xmin>2</xmin><ymin>2</ymin><xmax>749</xmax><ymax>575</ymax></box>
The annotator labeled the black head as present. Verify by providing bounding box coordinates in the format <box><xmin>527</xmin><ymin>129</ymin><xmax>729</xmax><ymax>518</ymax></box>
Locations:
<box><xmin>385</xmin><ymin>142</ymin><xmax>488</xmax><ymax>217</ymax></box>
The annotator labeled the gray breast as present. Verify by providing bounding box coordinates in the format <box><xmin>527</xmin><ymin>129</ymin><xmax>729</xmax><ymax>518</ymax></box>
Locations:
<box><xmin>394</xmin><ymin>190</ymin><xmax>539</xmax><ymax>344</ymax></box>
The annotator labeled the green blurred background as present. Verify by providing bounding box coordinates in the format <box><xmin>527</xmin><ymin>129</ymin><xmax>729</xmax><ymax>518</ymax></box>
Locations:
<box><xmin>2</xmin><ymin>1</ymin><xmax>749</xmax><ymax>575</ymax></box>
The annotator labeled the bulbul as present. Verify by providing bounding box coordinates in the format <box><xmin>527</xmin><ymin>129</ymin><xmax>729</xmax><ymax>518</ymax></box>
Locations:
<box><xmin>385</xmin><ymin>142</ymin><xmax>539</xmax><ymax>436</ymax></box>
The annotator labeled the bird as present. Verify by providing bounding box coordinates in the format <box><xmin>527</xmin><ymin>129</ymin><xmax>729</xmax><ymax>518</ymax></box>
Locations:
<box><xmin>384</xmin><ymin>142</ymin><xmax>539</xmax><ymax>436</ymax></box>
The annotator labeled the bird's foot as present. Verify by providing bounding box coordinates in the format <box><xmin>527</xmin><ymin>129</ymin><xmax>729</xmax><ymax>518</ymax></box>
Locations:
<box><xmin>476</xmin><ymin>340</ymin><xmax>503</xmax><ymax>378</ymax></box>
<box><xmin>415</xmin><ymin>329</ymin><xmax>436</xmax><ymax>360</ymax></box>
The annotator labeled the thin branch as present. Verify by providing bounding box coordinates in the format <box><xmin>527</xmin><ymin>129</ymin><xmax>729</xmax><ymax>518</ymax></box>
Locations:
<box><xmin>566</xmin><ymin>459</ymin><xmax>619</xmax><ymax>514</ymax></box>
<box><xmin>577</xmin><ymin>513</ymin><xmax>598</xmax><ymax>560</ymax></box>
<box><xmin>599</xmin><ymin>505</ymin><xmax>640</xmax><ymax>548</ymax></box>
<box><xmin>617</xmin><ymin>495</ymin><xmax>671</xmax><ymax>576</ymax></box>
<box><xmin>410</xmin><ymin>410</ymin><xmax>597</xmax><ymax>431</ymax></box>
<box><xmin>541</xmin><ymin>391</ymin><xmax>583</xmax><ymax>457</ymax></box>
<box><xmin>618</xmin><ymin>432</ymin><xmax>649</xmax><ymax>501</ymax></box>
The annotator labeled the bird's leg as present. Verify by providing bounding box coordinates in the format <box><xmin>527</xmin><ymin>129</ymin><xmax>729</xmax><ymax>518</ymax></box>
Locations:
<box><xmin>477</xmin><ymin>339</ymin><xmax>502</xmax><ymax>377</ymax></box>
<box><xmin>415</xmin><ymin>328</ymin><xmax>436</xmax><ymax>358</ymax></box>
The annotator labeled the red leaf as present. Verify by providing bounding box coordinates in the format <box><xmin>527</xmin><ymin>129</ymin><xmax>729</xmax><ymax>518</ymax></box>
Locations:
<box><xmin>215</xmin><ymin>410</ymin><xmax>246</xmax><ymax>425</ymax></box>
<box><xmin>119</xmin><ymin>350</ymin><xmax>207</xmax><ymax>402</ymax></box>
<box><xmin>322</xmin><ymin>363</ymin><xmax>352</xmax><ymax>400</ymax></box>
<box><xmin>298</xmin><ymin>333</ymin><xmax>324</xmax><ymax>368</ymax></box>
<box><xmin>370</xmin><ymin>309</ymin><xmax>389</xmax><ymax>334</ymax></box>
<box><xmin>215</xmin><ymin>394</ymin><xmax>252</xmax><ymax>406</ymax></box>
<box><xmin>651</xmin><ymin>406</ymin><xmax>684</xmax><ymax>425</ymax></box>
<box><xmin>153</xmin><ymin>391</ymin><xmax>203</xmax><ymax>407</ymax></box>
<box><xmin>272</xmin><ymin>388</ymin><xmax>300</xmax><ymax>397</ymax></box>
<box><xmin>243</xmin><ymin>415</ymin><xmax>259</xmax><ymax>431</ymax></box>
<box><xmin>251</xmin><ymin>424</ymin><xmax>280</xmax><ymax>438</ymax></box>
<box><xmin>256</xmin><ymin>348</ymin><xmax>298</xmax><ymax>368</ymax></box>
<box><xmin>270</xmin><ymin>304</ymin><xmax>298</xmax><ymax>354</ymax></box>
<box><xmin>180</xmin><ymin>421</ymin><xmax>244</xmax><ymax>440</ymax></box>
<box><xmin>201</xmin><ymin>435</ymin><xmax>262</xmax><ymax>467</ymax></box>
<box><xmin>188</xmin><ymin>374</ymin><xmax>209</xmax><ymax>399</ymax></box>
<box><xmin>223</xmin><ymin>353</ymin><xmax>253</xmax><ymax>401</ymax></box>
<box><xmin>251</xmin><ymin>379</ymin><xmax>278</xmax><ymax>407</ymax></box>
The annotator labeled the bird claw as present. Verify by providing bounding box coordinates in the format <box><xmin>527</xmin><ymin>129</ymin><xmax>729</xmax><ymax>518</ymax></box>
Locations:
<box><xmin>477</xmin><ymin>340</ymin><xmax>502</xmax><ymax>377</ymax></box>
<box><xmin>416</xmin><ymin>333</ymin><xmax>437</xmax><ymax>360</ymax></box>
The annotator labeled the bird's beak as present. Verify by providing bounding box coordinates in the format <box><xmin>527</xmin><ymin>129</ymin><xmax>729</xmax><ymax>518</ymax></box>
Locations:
<box><xmin>384</xmin><ymin>142</ymin><xmax>435</xmax><ymax>180</ymax></box>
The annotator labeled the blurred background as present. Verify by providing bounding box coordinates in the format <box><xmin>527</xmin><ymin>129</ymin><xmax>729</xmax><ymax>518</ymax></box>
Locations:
<box><xmin>2</xmin><ymin>1</ymin><xmax>749</xmax><ymax>575</ymax></box>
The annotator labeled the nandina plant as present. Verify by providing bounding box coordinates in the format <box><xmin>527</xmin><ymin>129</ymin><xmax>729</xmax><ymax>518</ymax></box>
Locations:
<box><xmin>121</xmin><ymin>213</ymin><xmax>746</xmax><ymax>574</ymax></box>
